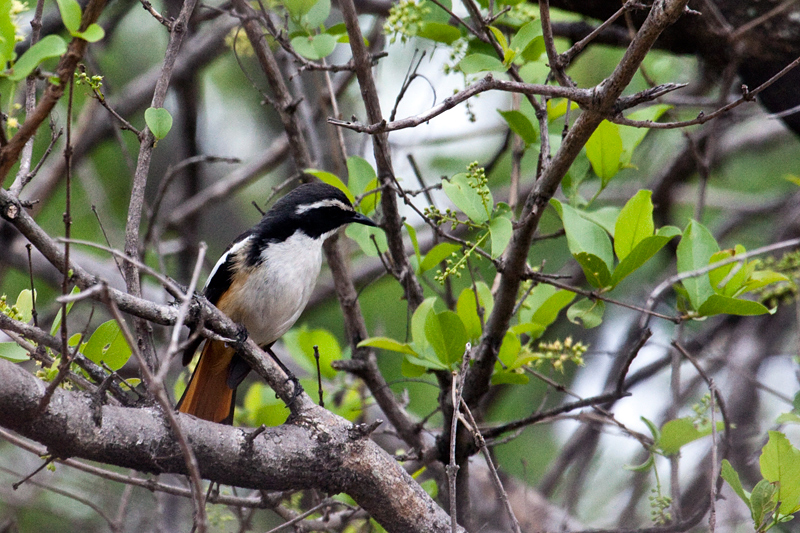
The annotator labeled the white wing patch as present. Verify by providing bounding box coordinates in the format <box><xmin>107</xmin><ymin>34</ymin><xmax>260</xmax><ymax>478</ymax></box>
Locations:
<box><xmin>205</xmin><ymin>236</ymin><xmax>252</xmax><ymax>289</ymax></box>
<box><xmin>294</xmin><ymin>198</ymin><xmax>352</xmax><ymax>215</ymax></box>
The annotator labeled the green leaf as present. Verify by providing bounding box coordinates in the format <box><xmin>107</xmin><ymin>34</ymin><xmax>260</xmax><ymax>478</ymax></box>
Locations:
<box><xmin>0</xmin><ymin>342</ymin><xmax>29</xmax><ymax>362</ymax></box>
<box><xmin>401</xmin><ymin>357</ymin><xmax>427</xmax><ymax>377</ymax></box>
<box><xmin>696</xmin><ymin>294</ymin><xmax>769</xmax><ymax>317</ymax></box>
<box><xmin>750</xmin><ymin>479</ymin><xmax>779</xmax><ymax>527</ymax></box>
<box><xmin>283</xmin><ymin>0</ymin><xmax>318</xmax><ymax>19</ymax></box>
<box><xmin>55</xmin><ymin>0</ymin><xmax>82</xmax><ymax>33</ymax></box>
<box><xmin>498</xmin><ymin>109</ymin><xmax>538</xmax><ymax>145</ymax></box>
<box><xmin>83</xmin><ymin>320</ymin><xmax>132</xmax><ymax>371</ymax></box>
<box><xmin>457</xmin><ymin>288</ymin><xmax>482</xmax><ymax>341</ymax></box>
<box><xmin>326</xmin><ymin>23</ymin><xmax>349</xmax><ymax>42</ymax></box>
<box><xmin>488</xmin><ymin>215</ymin><xmax>512</xmax><ymax>259</ymax></box>
<box><xmin>420</xmin><ymin>242</ymin><xmax>461</xmax><ymax>273</ymax></box>
<box><xmin>291</xmin><ymin>33</ymin><xmax>336</xmax><ymax>60</ymax></box>
<box><xmin>458</xmin><ymin>54</ymin><xmax>506</xmax><ymax>74</ymax></box>
<box><xmin>518</xmin><ymin>37</ymin><xmax>544</xmax><ymax>64</ymax></box>
<box><xmin>345</xmin><ymin>223</ymin><xmax>387</xmax><ymax>256</ymax></box>
<box><xmin>567</xmin><ymin>298</ymin><xmax>604</xmax><ymax>328</ymax></box>
<box><xmin>424</xmin><ymin>310</ymin><xmax>468</xmax><ymax>367</ymax></box>
<box><xmin>284</xmin><ymin>326</ymin><xmax>341</xmax><ymax>379</ymax></box>
<box><xmin>487</xmin><ymin>26</ymin><xmax>509</xmax><ymax>54</ymax></box>
<box><xmin>548</xmin><ymin>99</ymin><xmax>579</xmax><ymax>122</ymax></box>
<box><xmin>406</xmin><ymin>222</ymin><xmax>422</xmax><ymax>269</ymax></box>
<box><xmin>50</xmin><ymin>287</ymin><xmax>80</xmax><ymax>336</ymax></box>
<box><xmin>777</xmin><ymin>412</ymin><xmax>800</xmax><ymax>425</ymax></box>
<box><xmin>358</xmin><ymin>337</ymin><xmax>417</xmax><ymax>355</ymax></box>
<box><xmin>14</xmin><ymin>289</ymin><xmax>35</xmax><ymax>323</ymax></box>
<box><xmin>416</xmin><ymin>21</ymin><xmax>461</xmax><ymax>44</ymax></box>
<box><xmin>357</xmin><ymin>177</ymin><xmax>381</xmax><ymax>215</ymax></box>
<box><xmin>347</xmin><ymin>155</ymin><xmax>376</xmax><ymax>195</ymax></box>
<box><xmin>0</xmin><ymin>0</ymin><xmax>15</xmax><ymax>67</ymax></box>
<box><xmin>509</xmin><ymin>20</ymin><xmax>542</xmax><ymax>53</ymax></box>
<box><xmin>497</xmin><ymin>331</ymin><xmax>521</xmax><ymax>369</ymax></box>
<box><xmin>619</xmin><ymin>104</ymin><xmax>671</xmax><ymax>165</ymax></box>
<box><xmin>585</xmin><ymin>120</ymin><xmax>624</xmax><ymax>185</ymax></box>
<box><xmin>641</xmin><ymin>416</ymin><xmax>661</xmax><ymax>442</ymax></box>
<box><xmin>405</xmin><ymin>353</ymin><xmax>449</xmax><ymax>370</ymax></box>
<box><xmin>491</xmin><ymin>371</ymin><xmax>529</xmax><ymax>385</ymax></box>
<box><xmin>614</xmin><ymin>190</ymin><xmax>655</xmax><ymax>261</ymax></box>
<box><xmin>320</xmin><ymin>384</ymin><xmax>361</xmax><ymax>421</ymax></box>
<box><xmin>574</xmin><ymin>252</ymin><xmax>611</xmax><ymax>289</ymax></box>
<box><xmin>306</xmin><ymin>168</ymin><xmax>354</xmax><ymax>202</ymax></box>
<box><xmin>561</xmin><ymin>151</ymin><xmax>591</xmax><ymax>204</ymax></box>
<box><xmin>442</xmin><ymin>173</ymin><xmax>491</xmax><ymax>223</ymax></box>
<box><xmin>144</xmin><ymin>107</ymin><xmax>173</xmax><ymax>140</ymax></box>
<box><xmin>610</xmin><ymin>227</ymin><xmax>681</xmax><ymax>288</ymax></box>
<box><xmin>659</xmin><ymin>417</ymin><xmax>725</xmax><ymax>455</ymax></box>
<box><xmin>708</xmin><ymin>246</ymin><xmax>749</xmax><ymax>297</ymax></box>
<box><xmin>9</xmin><ymin>36</ymin><xmax>68</xmax><ymax>81</ymax></box>
<box><xmin>303</xmin><ymin>0</ymin><xmax>330</xmax><ymax>27</ymax></box>
<box><xmin>677</xmin><ymin>220</ymin><xmax>719</xmax><ymax>311</ymax></box>
<box><xmin>242</xmin><ymin>382</ymin><xmax>289</xmax><ymax>427</ymax></box>
<box><xmin>581</xmin><ymin>206</ymin><xmax>620</xmax><ymax>237</ymax></box>
<box><xmin>74</xmin><ymin>23</ymin><xmax>105</xmax><ymax>42</ymax></box>
<box><xmin>624</xmin><ymin>454</ymin><xmax>654</xmax><ymax>473</ymax></box>
<box><xmin>740</xmin><ymin>270</ymin><xmax>792</xmax><ymax>295</ymax></box>
<box><xmin>411</xmin><ymin>297</ymin><xmax>438</xmax><ymax>356</ymax></box>
<box><xmin>419</xmin><ymin>478</ymin><xmax>439</xmax><ymax>499</ymax></box>
<box><xmin>721</xmin><ymin>459</ymin><xmax>751</xmax><ymax>507</ymax></box>
<box><xmin>550</xmin><ymin>199</ymin><xmax>614</xmax><ymax>272</ymax></box>
<box><xmin>760</xmin><ymin>431</ymin><xmax>800</xmax><ymax>514</ymax></box>
<box><xmin>510</xmin><ymin>322</ymin><xmax>546</xmax><ymax>338</ymax></box>
<box><xmin>457</xmin><ymin>282</ymin><xmax>493</xmax><ymax>341</ymax></box>
<box><xmin>525</xmin><ymin>288</ymin><xmax>575</xmax><ymax>328</ymax></box>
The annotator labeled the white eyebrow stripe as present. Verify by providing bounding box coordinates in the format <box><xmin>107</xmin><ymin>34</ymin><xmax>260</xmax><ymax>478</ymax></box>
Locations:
<box><xmin>205</xmin><ymin>236</ymin><xmax>252</xmax><ymax>289</ymax></box>
<box><xmin>295</xmin><ymin>198</ymin><xmax>352</xmax><ymax>215</ymax></box>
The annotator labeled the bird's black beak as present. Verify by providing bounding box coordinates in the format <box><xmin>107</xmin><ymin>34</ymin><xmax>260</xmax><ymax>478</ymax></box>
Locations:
<box><xmin>351</xmin><ymin>212</ymin><xmax>378</xmax><ymax>227</ymax></box>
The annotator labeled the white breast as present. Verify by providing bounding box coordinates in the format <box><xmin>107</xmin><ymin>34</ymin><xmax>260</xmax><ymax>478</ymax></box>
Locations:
<box><xmin>220</xmin><ymin>232</ymin><xmax>324</xmax><ymax>346</ymax></box>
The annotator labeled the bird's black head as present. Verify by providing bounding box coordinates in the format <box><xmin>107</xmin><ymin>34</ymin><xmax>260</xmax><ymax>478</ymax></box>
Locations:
<box><xmin>254</xmin><ymin>182</ymin><xmax>377</xmax><ymax>244</ymax></box>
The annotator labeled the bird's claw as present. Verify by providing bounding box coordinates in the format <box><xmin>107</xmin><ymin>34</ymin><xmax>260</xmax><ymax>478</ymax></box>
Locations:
<box><xmin>234</xmin><ymin>324</ymin><xmax>249</xmax><ymax>349</ymax></box>
<box><xmin>285</xmin><ymin>375</ymin><xmax>304</xmax><ymax>406</ymax></box>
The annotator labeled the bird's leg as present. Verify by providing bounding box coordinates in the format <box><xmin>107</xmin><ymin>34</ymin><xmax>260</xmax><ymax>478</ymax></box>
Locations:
<box><xmin>233</xmin><ymin>324</ymin><xmax>249</xmax><ymax>347</ymax></box>
<box><xmin>264</xmin><ymin>343</ymin><xmax>304</xmax><ymax>405</ymax></box>
<box><xmin>227</xmin><ymin>324</ymin><xmax>253</xmax><ymax>390</ymax></box>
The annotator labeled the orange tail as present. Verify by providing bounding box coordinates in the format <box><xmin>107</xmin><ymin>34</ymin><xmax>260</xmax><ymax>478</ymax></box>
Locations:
<box><xmin>177</xmin><ymin>340</ymin><xmax>236</xmax><ymax>424</ymax></box>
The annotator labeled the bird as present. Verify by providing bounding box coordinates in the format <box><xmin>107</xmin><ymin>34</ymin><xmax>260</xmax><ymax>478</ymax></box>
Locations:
<box><xmin>176</xmin><ymin>182</ymin><xmax>377</xmax><ymax>424</ymax></box>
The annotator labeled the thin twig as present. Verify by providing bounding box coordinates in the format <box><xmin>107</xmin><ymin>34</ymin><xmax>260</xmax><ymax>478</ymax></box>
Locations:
<box><xmin>328</xmin><ymin>75</ymin><xmax>593</xmax><ymax>134</ymax></box>
<box><xmin>160</xmin><ymin>242</ymin><xmax>207</xmax><ymax>381</ymax></box>
<box><xmin>313</xmin><ymin>345</ymin><xmax>324</xmax><ymax>407</ymax></box>
<box><xmin>123</xmin><ymin>0</ymin><xmax>201</xmax><ymax>372</ymax></box>
<box><xmin>613</xmin><ymin>53</ymin><xmax>800</xmax><ymax>130</ymax></box>
<box><xmin>459</xmin><ymin>399</ymin><xmax>522</xmax><ymax>533</ymax></box>
<box><xmin>447</xmin><ymin>344</ymin><xmax>472</xmax><ymax>532</ymax></box>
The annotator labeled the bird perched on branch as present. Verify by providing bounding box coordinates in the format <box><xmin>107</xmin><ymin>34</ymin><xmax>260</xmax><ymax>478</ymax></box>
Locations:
<box><xmin>177</xmin><ymin>182</ymin><xmax>377</xmax><ymax>423</ymax></box>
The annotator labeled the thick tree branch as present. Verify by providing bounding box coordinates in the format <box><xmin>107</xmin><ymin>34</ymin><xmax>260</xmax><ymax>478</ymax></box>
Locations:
<box><xmin>462</xmin><ymin>0</ymin><xmax>691</xmax><ymax>408</ymax></box>
<box><xmin>0</xmin><ymin>359</ymin><xmax>458</xmax><ymax>533</ymax></box>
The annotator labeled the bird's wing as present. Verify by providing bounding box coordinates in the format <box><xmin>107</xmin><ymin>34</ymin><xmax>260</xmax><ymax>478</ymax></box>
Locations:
<box><xmin>181</xmin><ymin>233</ymin><xmax>253</xmax><ymax>366</ymax></box>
